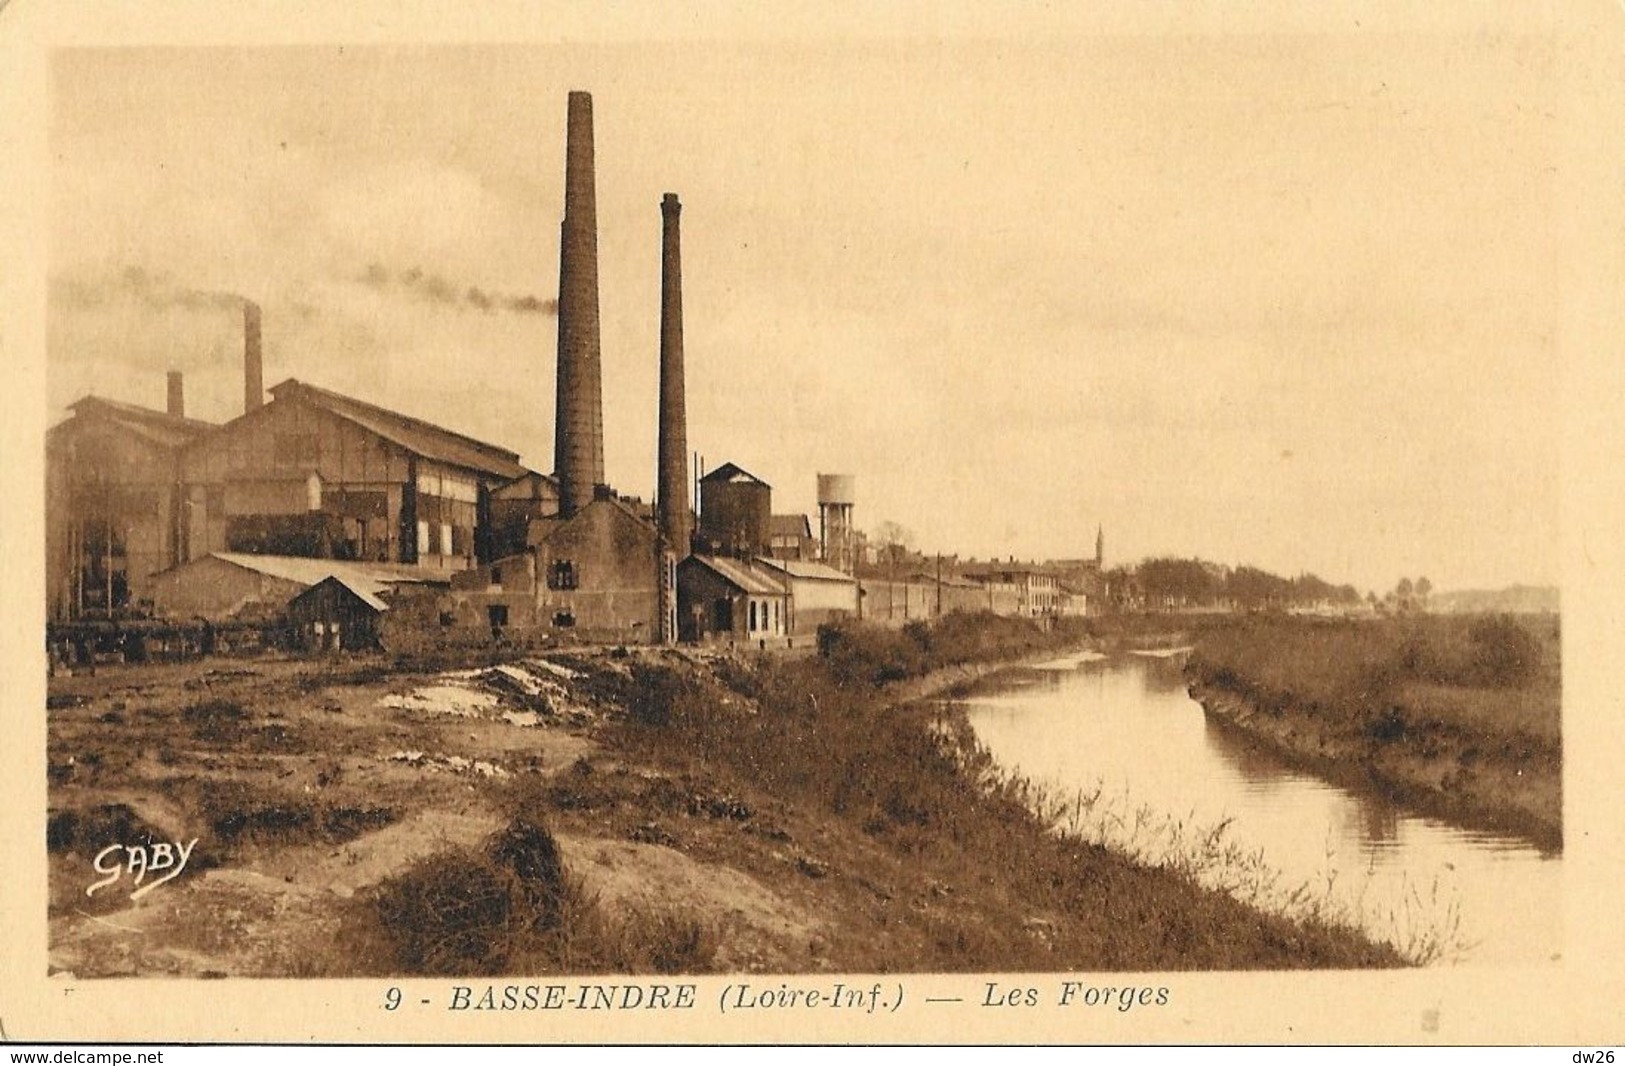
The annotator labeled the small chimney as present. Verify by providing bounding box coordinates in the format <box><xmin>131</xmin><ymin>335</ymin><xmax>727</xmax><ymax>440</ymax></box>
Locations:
<box><xmin>166</xmin><ymin>371</ymin><xmax>185</xmax><ymax>418</ymax></box>
<box><xmin>243</xmin><ymin>299</ymin><xmax>264</xmax><ymax>413</ymax></box>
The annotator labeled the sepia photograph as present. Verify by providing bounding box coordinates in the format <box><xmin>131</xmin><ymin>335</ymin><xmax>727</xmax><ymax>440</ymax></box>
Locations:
<box><xmin>4</xmin><ymin>0</ymin><xmax>1623</xmax><ymax>1048</ymax></box>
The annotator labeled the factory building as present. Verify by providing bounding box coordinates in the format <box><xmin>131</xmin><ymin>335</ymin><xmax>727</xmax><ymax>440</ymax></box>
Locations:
<box><xmin>177</xmin><ymin>378</ymin><xmax>530</xmax><ymax>571</ymax></box>
<box><xmin>441</xmin><ymin>92</ymin><xmax>677</xmax><ymax>646</ymax></box>
<box><xmin>676</xmin><ymin>554</ymin><xmax>790</xmax><ymax>646</ymax></box>
<box><xmin>45</xmin><ymin>389</ymin><xmax>217</xmax><ymax>620</ymax></box>
<box><xmin>753</xmin><ymin>556</ymin><xmax>858</xmax><ymax>631</ymax></box>
<box><xmin>47</xmin><ymin>89</ymin><xmax>893</xmax><ymax>654</ymax></box>
<box><xmin>696</xmin><ymin>463</ymin><xmax>772</xmax><ymax>558</ymax></box>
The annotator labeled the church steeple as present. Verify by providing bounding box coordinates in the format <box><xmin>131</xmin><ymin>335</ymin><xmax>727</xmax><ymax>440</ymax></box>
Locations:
<box><xmin>1095</xmin><ymin>525</ymin><xmax>1104</xmax><ymax>569</ymax></box>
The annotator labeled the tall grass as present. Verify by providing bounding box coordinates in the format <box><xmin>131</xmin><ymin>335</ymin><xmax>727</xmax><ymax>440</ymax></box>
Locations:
<box><xmin>610</xmin><ymin>617</ymin><xmax>1402</xmax><ymax>969</ymax></box>
<box><xmin>1018</xmin><ymin>775</ymin><xmax>1469</xmax><ymax>966</ymax></box>
<box><xmin>1190</xmin><ymin>613</ymin><xmax>1561</xmax><ymax>750</ymax></box>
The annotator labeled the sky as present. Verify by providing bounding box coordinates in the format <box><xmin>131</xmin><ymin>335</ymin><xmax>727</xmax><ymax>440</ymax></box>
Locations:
<box><xmin>44</xmin><ymin>23</ymin><xmax>1568</xmax><ymax>593</ymax></box>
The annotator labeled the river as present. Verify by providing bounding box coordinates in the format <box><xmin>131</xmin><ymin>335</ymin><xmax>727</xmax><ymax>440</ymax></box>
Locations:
<box><xmin>957</xmin><ymin>650</ymin><xmax>1561</xmax><ymax>966</ymax></box>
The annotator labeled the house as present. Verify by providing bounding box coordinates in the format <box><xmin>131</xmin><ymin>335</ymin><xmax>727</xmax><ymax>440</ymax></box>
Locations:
<box><xmin>961</xmin><ymin>563</ymin><xmax>1061</xmax><ymax>616</ymax></box>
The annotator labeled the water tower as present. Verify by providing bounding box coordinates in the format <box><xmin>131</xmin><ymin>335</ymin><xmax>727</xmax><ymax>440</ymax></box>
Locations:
<box><xmin>817</xmin><ymin>474</ymin><xmax>856</xmax><ymax>574</ymax></box>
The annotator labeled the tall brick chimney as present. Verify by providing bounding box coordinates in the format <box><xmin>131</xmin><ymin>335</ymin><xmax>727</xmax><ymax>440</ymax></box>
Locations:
<box><xmin>243</xmin><ymin>299</ymin><xmax>264</xmax><ymax>414</ymax></box>
<box><xmin>553</xmin><ymin>90</ymin><xmax>605</xmax><ymax>518</ymax></box>
<box><xmin>166</xmin><ymin>370</ymin><xmax>185</xmax><ymax>418</ymax></box>
<box><xmin>656</xmin><ymin>193</ymin><xmax>692</xmax><ymax>557</ymax></box>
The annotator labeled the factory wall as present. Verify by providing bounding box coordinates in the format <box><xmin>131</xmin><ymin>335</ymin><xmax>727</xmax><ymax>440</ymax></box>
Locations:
<box><xmin>180</xmin><ymin>401</ymin><xmax>479</xmax><ymax>569</ymax></box>
<box><xmin>46</xmin><ymin>415</ymin><xmax>187</xmax><ymax>619</ymax></box>
<box><xmin>530</xmin><ymin>499</ymin><xmax>663</xmax><ymax>642</ymax></box>
<box><xmin>697</xmin><ymin>473</ymin><xmax>771</xmax><ymax>558</ymax></box>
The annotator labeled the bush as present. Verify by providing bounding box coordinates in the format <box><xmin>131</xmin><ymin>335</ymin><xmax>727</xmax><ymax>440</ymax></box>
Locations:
<box><xmin>1468</xmin><ymin>615</ymin><xmax>1542</xmax><ymax>687</ymax></box>
<box><xmin>366</xmin><ymin>815</ymin><xmax>570</xmax><ymax>975</ymax></box>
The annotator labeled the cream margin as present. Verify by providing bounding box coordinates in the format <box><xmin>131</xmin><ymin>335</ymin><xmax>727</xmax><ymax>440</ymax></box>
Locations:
<box><xmin>2</xmin><ymin>0</ymin><xmax>1622</xmax><ymax>1046</ymax></box>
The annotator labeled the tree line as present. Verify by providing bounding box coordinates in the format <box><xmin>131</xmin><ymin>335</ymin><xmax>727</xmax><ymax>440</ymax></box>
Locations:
<box><xmin>1104</xmin><ymin>557</ymin><xmax>1363</xmax><ymax>611</ymax></box>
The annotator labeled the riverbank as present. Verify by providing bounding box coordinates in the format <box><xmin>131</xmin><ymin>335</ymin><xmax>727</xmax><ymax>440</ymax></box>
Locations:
<box><xmin>1186</xmin><ymin>615</ymin><xmax>1561</xmax><ymax>852</ymax></box>
<box><xmin>46</xmin><ymin>614</ymin><xmax>1401</xmax><ymax>977</ymax></box>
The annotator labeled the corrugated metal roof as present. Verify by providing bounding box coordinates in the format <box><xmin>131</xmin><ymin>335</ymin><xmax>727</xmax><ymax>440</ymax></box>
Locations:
<box><xmin>59</xmin><ymin>397</ymin><xmax>217</xmax><ymax>451</ymax></box>
<box><xmin>754</xmin><ymin>557</ymin><xmax>857</xmax><ymax>584</ymax></box>
<box><xmin>769</xmin><ymin>513</ymin><xmax>812</xmax><ymax>538</ymax></box>
<box><xmin>686</xmin><ymin>555</ymin><xmax>788</xmax><ymax>596</ymax></box>
<box><xmin>269</xmin><ymin>379</ymin><xmax>528</xmax><ymax>480</ymax></box>
<box><xmin>305</xmin><ymin>574</ymin><xmax>390</xmax><ymax>613</ymax></box>
<box><xmin>209</xmin><ymin>553</ymin><xmax>451</xmax><ymax>591</ymax></box>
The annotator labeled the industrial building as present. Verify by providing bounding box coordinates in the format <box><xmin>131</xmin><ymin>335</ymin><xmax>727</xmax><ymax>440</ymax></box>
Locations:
<box><xmin>695</xmin><ymin>463</ymin><xmax>772</xmax><ymax>559</ymax></box>
<box><xmin>45</xmin><ymin>390</ymin><xmax>217</xmax><ymax>620</ymax></box>
<box><xmin>149</xmin><ymin>552</ymin><xmax>448</xmax><ymax>622</ymax></box>
<box><xmin>676</xmin><ymin>554</ymin><xmax>791</xmax><ymax>646</ymax></box>
<box><xmin>177</xmin><ymin>378</ymin><xmax>531</xmax><ymax>570</ymax></box>
<box><xmin>47</xmin><ymin>88</ymin><xmax>971</xmax><ymax>655</ymax></box>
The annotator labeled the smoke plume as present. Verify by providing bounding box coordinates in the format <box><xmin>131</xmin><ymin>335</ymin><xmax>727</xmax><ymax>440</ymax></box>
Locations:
<box><xmin>51</xmin><ymin>265</ymin><xmax>246</xmax><ymax>312</ymax></box>
<box><xmin>357</xmin><ymin>263</ymin><xmax>556</xmax><ymax>315</ymax></box>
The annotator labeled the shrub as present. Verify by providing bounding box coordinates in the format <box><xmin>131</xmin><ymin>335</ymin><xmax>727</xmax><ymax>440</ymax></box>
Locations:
<box><xmin>1467</xmin><ymin>615</ymin><xmax>1542</xmax><ymax>687</ymax></box>
<box><xmin>366</xmin><ymin>815</ymin><xmax>570</xmax><ymax>975</ymax></box>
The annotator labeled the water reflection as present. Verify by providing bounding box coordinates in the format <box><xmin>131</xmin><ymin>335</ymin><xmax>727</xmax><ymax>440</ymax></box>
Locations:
<box><xmin>960</xmin><ymin>654</ymin><xmax>1561</xmax><ymax>965</ymax></box>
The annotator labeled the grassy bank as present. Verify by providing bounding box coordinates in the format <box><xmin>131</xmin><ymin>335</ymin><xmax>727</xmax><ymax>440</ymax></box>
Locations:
<box><xmin>47</xmin><ymin>613</ymin><xmax>1401</xmax><ymax>977</ymax></box>
<box><xmin>1187</xmin><ymin>614</ymin><xmax>1560</xmax><ymax>850</ymax></box>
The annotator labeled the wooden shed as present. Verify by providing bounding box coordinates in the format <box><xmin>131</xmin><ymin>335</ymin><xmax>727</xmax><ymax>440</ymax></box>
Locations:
<box><xmin>287</xmin><ymin>575</ymin><xmax>388</xmax><ymax>651</ymax></box>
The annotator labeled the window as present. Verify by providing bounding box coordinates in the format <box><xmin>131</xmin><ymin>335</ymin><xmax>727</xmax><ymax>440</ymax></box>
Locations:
<box><xmin>548</xmin><ymin>559</ymin><xmax>578</xmax><ymax>590</ymax></box>
<box><xmin>439</xmin><ymin>611</ymin><xmax>455</xmax><ymax>627</ymax></box>
<box><xmin>552</xmin><ymin>610</ymin><xmax>576</xmax><ymax>628</ymax></box>
<box><xmin>416</xmin><ymin>520</ymin><xmax>430</xmax><ymax>555</ymax></box>
<box><xmin>749</xmin><ymin>601</ymin><xmax>758</xmax><ymax>632</ymax></box>
<box><xmin>490</xmin><ymin>566</ymin><xmax>503</xmax><ymax>587</ymax></box>
<box><xmin>440</xmin><ymin>523</ymin><xmax>453</xmax><ymax>556</ymax></box>
<box><xmin>487</xmin><ymin>605</ymin><xmax>508</xmax><ymax>630</ymax></box>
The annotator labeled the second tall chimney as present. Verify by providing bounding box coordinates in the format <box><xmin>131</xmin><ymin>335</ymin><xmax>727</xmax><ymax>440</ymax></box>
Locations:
<box><xmin>553</xmin><ymin>90</ymin><xmax>605</xmax><ymax>518</ymax></box>
<box><xmin>656</xmin><ymin>193</ymin><xmax>692</xmax><ymax>557</ymax></box>
<box><xmin>166</xmin><ymin>370</ymin><xmax>185</xmax><ymax>418</ymax></box>
<box><xmin>243</xmin><ymin>299</ymin><xmax>264</xmax><ymax>414</ymax></box>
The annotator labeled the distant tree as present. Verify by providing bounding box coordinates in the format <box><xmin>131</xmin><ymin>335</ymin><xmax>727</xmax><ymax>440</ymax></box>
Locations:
<box><xmin>1396</xmin><ymin>577</ymin><xmax>1414</xmax><ymax>600</ymax></box>
<box><xmin>1415</xmin><ymin>576</ymin><xmax>1433</xmax><ymax>601</ymax></box>
<box><xmin>870</xmin><ymin>521</ymin><xmax>916</xmax><ymax>572</ymax></box>
<box><xmin>1139</xmin><ymin>557</ymin><xmax>1220</xmax><ymax>608</ymax></box>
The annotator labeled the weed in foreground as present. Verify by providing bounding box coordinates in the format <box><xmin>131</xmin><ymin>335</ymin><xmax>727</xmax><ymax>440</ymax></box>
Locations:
<box><xmin>347</xmin><ymin>813</ymin><xmax>718</xmax><ymax>977</ymax></box>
